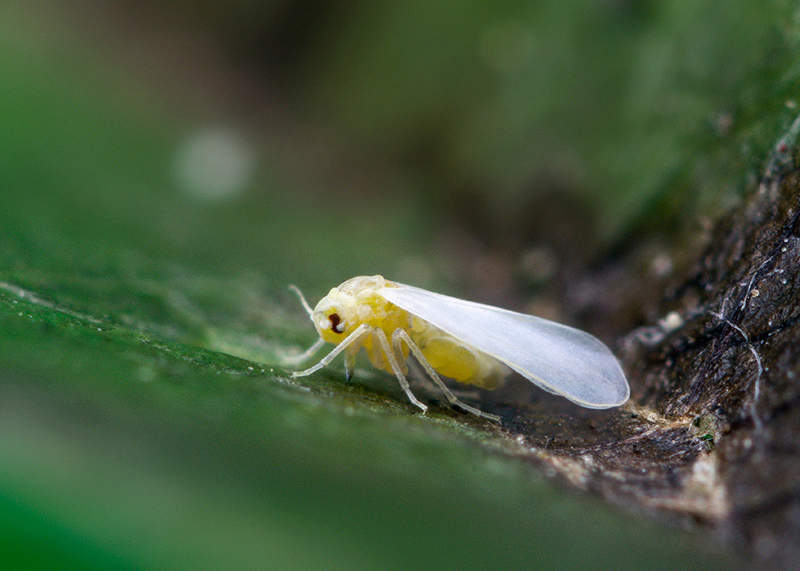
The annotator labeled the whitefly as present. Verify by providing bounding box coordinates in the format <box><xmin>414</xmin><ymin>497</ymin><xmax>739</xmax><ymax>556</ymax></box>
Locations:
<box><xmin>285</xmin><ymin>275</ymin><xmax>629</xmax><ymax>422</ymax></box>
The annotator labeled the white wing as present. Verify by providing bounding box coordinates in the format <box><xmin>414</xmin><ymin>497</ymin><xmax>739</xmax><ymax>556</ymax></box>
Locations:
<box><xmin>379</xmin><ymin>282</ymin><xmax>629</xmax><ymax>409</ymax></box>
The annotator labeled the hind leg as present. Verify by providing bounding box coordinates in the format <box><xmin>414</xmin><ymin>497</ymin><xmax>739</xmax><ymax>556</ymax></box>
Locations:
<box><xmin>391</xmin><ymin>329</ymin><xmax>500</xmax><ymax>422</ymax></box>
<box><xmin>372</xmin><ymin>329</ymin><xmax>428</xmax><ymax>413</ymax></box>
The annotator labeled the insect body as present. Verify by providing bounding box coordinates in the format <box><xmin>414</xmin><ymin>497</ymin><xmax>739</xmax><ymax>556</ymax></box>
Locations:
<box><xmin>288</xmin><ymin>275</ymin><xmax>629</xmax><ymax>421</ymax></box>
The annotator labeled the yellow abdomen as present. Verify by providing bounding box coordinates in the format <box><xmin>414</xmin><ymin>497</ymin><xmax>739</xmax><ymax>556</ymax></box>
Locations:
<box><xmin>408</xmin><ymin>316</ymin><xmax>507</xmax><ymax>389</ymax></box>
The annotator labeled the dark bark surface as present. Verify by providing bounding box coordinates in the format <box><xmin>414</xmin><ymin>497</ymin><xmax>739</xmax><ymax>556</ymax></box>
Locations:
<box><xmin>496</xmin><ymin>150</ymin><xmax>800</xmax><ymax>566</ymax></box>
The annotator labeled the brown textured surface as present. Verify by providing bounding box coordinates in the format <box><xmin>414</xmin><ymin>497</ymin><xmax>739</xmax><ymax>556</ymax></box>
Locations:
<box><xmin>482</xmin><ymin>166</ymin><xmax>800</xmax><ymax>567</ymax></box>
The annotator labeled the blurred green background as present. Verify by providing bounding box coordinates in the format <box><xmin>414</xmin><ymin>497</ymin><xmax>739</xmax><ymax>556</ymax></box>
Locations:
<box><xmin>2</xmin><ymin>0</ymin><xmax>796</xmax><ymax>568</ymax></box>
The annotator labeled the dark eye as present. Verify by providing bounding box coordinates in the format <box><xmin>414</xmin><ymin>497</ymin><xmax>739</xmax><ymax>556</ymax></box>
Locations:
<box><xmin>328</xmin><ymin>313</ymin><xmax>344</xmax><ymax>333</ymax></box>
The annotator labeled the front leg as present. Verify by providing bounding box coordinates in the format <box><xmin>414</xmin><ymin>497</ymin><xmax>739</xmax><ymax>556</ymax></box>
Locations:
<box><xmin>280</xmin><ymin>337</ymin><xmax>326</xmax><ymax>366</ymax></box>
<box><xmin>291</xmin><ymin>323</ymin><xmax>370</xmax><ymax>378</ymax></box>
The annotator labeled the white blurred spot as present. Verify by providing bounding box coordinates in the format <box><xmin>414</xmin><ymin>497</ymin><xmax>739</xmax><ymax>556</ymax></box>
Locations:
<box><xmin>137</xmin><ymin>365</ymin><xmax>156</xmax><ymax>383</ymax></box>
<box><xmin>650</xmin><ymin>253</ymin><xmax>673</xmax><ymax>277</ymax></box>
<box><xmin>173</xmin><ymin>128</ymin><xmax>254</xmax><ymax>200</ymax></box>
<box><xmin>658</xmin><ymin>311</ymin><xmax>683</xmax><ymax>332</ymax></box>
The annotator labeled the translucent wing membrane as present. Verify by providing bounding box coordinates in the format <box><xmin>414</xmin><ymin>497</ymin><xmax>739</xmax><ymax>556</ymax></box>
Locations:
<box><xmin>379</xmin><ymin>283</ymin><xmax>629</xmax><ymax>408</ymax></box>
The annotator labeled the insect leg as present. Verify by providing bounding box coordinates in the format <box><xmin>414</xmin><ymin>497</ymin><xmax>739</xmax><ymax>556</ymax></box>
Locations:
<box><xmin>291</xmin><ymin>323</ymin><xmax>370</xmax><ymax>378</ymax></box>
<box><xmin>280</xmin><ymin>337</ymin><xmax>326</xmax><ymax>366</ymax></box>
<box><xmin>372</xmin><ymin>329</ymin><xmax>428</xmax><ymax>413</ymax></box>
<box><xmin>344</xmin><ymin>349</ymin><xmax>357</xmax><ymax>381</ymax></box>
<box><xmin>288</xmin><ymin>284</ymin><xmax>314</xmax><ymax>318</ymax></box>
<box><xmin>391</xmin><ymin>329</ymin><xmax>500</xmax><ymax>422</ymax></box>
